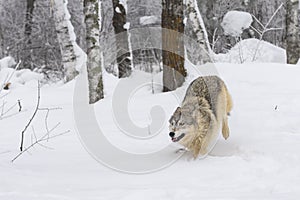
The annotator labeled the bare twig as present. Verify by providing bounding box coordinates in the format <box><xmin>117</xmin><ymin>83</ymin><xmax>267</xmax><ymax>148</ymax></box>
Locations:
<box><xmin>12</xmin><ymin>82</ymin><xmax>68</xmax><ymax>162</ymax></box>
<box><xmin>0</xmin><ymin>110</ymin><xmax>27</xmax><ymax>120</ymax></box>
<box><xmin>1</xmin><ymin>102</ymin><xmax>18</xmax><ymax>117</ymax></box>
<box><xmin>251</xmin><ymin>14</ymin><xmax>265</xmax><ymax>29</ymax></box>
<box><xmin>18</xmin><ymin>100</ymin><xmax>22</xmax><ymax>112</ymax></box>
<box><xmin>0</xmin><ymin>99</ymin><xmax>24</xmax><ymax>120</ymax></box>
<box><xmin>20</xmin><ymin>81</ymin><xmax>41</xmax><ymax>151</ymax></box>
<box><xmin>0</xmin><ymin>91</ymin><xmax>10</xmax><ymax>99</ymax></box>
<box><xmin>251</xmin><ymin>3</ymin><xmax>283</xmax><ymax>61</ymax></box>
<box><xmin>211</xmin><ymin>28</ymin><xmax>220</xmax><ymax>53</ymax></box>
<box><xmin>12</xmin><ymin>129</ymin><xmax>70</xmax><ymax>162</ymax></box>
<box><xmin>0</xmin><ymin>60</ymin><xmax>21</xmax><ymax>93</ymax></box>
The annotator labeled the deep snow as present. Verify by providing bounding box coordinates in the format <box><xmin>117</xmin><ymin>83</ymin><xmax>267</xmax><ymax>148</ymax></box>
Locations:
<box><xmin>1</xmin><ymin>61</ymin><xmax>300</xmax><ymax>199</ymax></box>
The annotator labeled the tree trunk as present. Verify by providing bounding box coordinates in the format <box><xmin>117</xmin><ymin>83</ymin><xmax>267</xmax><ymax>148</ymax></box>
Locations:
<box><xmin>112</xmin><ymin>0</ymin><xmax>132</xmax><ymax>78</ymax></box>
<box><xmin>286</xmin><ymin>0</ymin><xmax>299</xmax><ymax>64</ymax></box>
<box><xmin>162</xmin><ymin>0</ymin><xmax>186</xmax><ymax>92</ymax></box>
<box><xmin>84</xmin><ymin>0</ymin><xmax>104</xmax><ymax>104</ymax></box>
<box><xmin>52</xmin><ymin>0</ymin><xmax>78</xmax><ymax>82</ymax></box>
<box><xmin>23</xmin><ymin>0</ymin><xmax>36</xmax><ymax>68</ymax></box>
<box><xmin>185</xmin><ymin>0</ymin><xmax>212</xmax><ymax>63</ymax></box>
<box><xmin>0</xmin><ymin>24</ymin><xmax>4</xmax><ymax>57</ymax></box>
<box><xmin>25</xmin><ymin>0</ymin><xmax>36</xmax><ymax>44</ymax></box>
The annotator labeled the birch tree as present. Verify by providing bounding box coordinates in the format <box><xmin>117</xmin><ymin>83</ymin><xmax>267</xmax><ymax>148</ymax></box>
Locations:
<box><xmin>84</xmin><ymin>0</ymin><xmax>104</xmax><ymax>104</ymax></box>
<box><xmin>52</xmin><ymin>0</ymin><xmax>78</xmax><ymax>82</ymax></box>
<box><xmin>112</xmin><ymin>0</ymin><xmax>132</xmax><ymax>78</ymax></box>
<box><xmin>185</xmin><ymin>0</ymin><xmax>212</xmax><ymax>63</ymax></box>
<box><xmin>162</xmin><ymin>0</ymin><xmax>186</xmax><ymax>92</ymax></box>
<box><xmin>286</xmin><ymin>0</ymin><xmax>300</xmax><ymax>64</ymax></box>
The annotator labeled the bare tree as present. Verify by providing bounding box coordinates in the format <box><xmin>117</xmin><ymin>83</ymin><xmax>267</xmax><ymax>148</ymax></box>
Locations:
<box><xmin>162</xmin><ymin>0</ymin><xmax>186</xmax><ymax>92</ymax></box>
<box><xmin>286</xmin><ymin>0</ymin><xmax>300</xmax><ymax>64</ymax></box>
<box><xmin>84</xmin><ymin>0</ymin><xmax>104</xmax><ymax>104</ymax></box>
<box><xmin>112</xmin><ymin>0</ymin><xmax>132</xmax><ymax>78</ymax></box>
<box><xmin>185</xmin><ymin>0</ymin><xmax>212</xmax><ymax>64</ymax></box>
<box><xmin>52</xmin><ymin>0</ymin><xmax>78</xmax><ymax>82</ymax></box>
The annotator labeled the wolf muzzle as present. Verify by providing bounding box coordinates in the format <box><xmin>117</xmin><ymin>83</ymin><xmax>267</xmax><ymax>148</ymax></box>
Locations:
<box><xmin>169</xmin><ymin>132</ymin><xmax>185</xmax><ymax>142</ymax></box>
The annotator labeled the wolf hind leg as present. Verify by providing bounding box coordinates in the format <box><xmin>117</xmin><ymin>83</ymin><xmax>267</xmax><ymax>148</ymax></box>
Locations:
<box><xmin>225</xmin><ymin>87</ymin><xmax>233</xmax><ymax>115</ymax></box>
<box><xmin>222</xmin><ymin>116</ymin><xmax>229</xmax><ymax>140</ymax></box>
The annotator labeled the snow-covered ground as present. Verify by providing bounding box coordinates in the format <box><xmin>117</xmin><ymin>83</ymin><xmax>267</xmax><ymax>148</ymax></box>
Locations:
<box><xmin>1</xmin><ymin>62</ymin><xmax>300</xmax><ymax>199</ymax></box>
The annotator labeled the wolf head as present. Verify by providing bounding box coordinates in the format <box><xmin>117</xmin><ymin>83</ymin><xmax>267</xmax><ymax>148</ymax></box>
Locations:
<box><xmin>168</xmin><ymin>106</ymin><xmax>196</xmax><ymax>143</ymax></box>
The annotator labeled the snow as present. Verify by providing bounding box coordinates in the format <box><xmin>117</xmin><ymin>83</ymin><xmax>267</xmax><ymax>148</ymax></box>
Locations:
<box><xmin>221</xmin><ymin>11</ymin><xmax>253</xmax><ymax>37</ymax></box>
<box><xmin>183</xmin><ymin>17</ymin><xmax>187</xmax><ymax>25</ymax></box>
<box><xmin>214</xmin><ymin>38</ymin><xmax>286</xmax><ymax>63</ymax></box>
<box><xmin>123</xmin><ymin>22</ymin><xmax>130</xmax><ymax>30</ymax></box>
<box><xmin>0</xmin><ymin>67</ymin><xmax>43</xmax><ymax>89</ymax></box>
<box><xmin>115</xmin><ymin>7</ymin><xmax>121</xmax><ymax>14</ymax></box>
<box><xmin>139</xmin><ymin>16</ymin><xmax>159</xmax><ymax>26</ymax></box>
<box><xmin>119</xmin><ymin>0</ymin><xmax>127</xmax><ymax>13</ymax></box>
<box><xmin>0</xmin><ymin>56</ymin><xmax>16</xmax><ymax>70</ymax></box>
<box><xmin>1</xmin><ymin>59</ymin><xmax>300</xmax><ymax>199</ymax></box>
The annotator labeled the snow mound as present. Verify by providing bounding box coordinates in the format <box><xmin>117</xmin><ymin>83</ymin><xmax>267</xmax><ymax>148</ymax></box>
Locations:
<box><xmin>140</xmin><ymin>16</ymin><xmax>159</xmax><ymax>26</ymax></box>
<box><xmin>0</xmin><ymin>56</ymin><xmax>16</xmax><ymax>70</ymax></box>
<box><xmin>221</xmin><ymin>11</ymin><xmax>253</xmax><ymax>37</ymax></box>
<box><xmin>0</xmin><ymin>68</ymin><xmax>44</xmax><ymax>89</ymax></box>
<box><xmin>215</xmin><ymin>38</ymin><xmax>286</xmax><ymax>63</ymax></box>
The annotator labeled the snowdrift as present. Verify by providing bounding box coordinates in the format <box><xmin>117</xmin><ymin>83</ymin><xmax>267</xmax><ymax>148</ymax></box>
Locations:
<box><xmin>215</xmin><ymin>38</ymin><xmax>286</xmax><ymax>64</ymax></box>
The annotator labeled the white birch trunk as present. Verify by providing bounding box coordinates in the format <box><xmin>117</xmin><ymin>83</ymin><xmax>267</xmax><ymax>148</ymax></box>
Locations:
<box><xmin>52</xmin><ymin>0</ymin><xmax>78</xmax><ymax>82</ymax></box>
<box><xmin>84</xmin><ymin>0</ymin><xmax>104</xmax><ymax>104</ymax></box>
<box><xmin>185</xmin><ymin>0</ymin><xmax>212</xmax><ymax>63</ymax></box>
<box><xmin>286</xmin><ymin>0</ymin><xmax>300</xmax><ymax>64</ymax></box>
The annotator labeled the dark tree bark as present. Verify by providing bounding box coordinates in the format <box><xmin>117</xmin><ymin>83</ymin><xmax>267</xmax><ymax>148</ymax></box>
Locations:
<box><xmin>286</xmin><ymin>0</ymin><xmax>300</xmax><ymax>64</ymax></box>
<box><xmin>24</xmin><ymin>0</ymin><xmax>36</xmax><ymax>68</ymax></box>
<box><xmin>25</xmin><ymin>0</ymin><xmax>36</xmax><ymax>44</ymax></box>
<box><xmin>162</xmin><ymin>0</ymin><xmax>186</xmax><ymax>92</ymax></box>
<box><xmin>112</xmin><ymin>0</ymin><xmax>132</xmax><ymax>78</ymax></box>
<box><xmin>0</xmin><ymin>24</ymin><xmax>4</xmax><ymax>57</ymax></box>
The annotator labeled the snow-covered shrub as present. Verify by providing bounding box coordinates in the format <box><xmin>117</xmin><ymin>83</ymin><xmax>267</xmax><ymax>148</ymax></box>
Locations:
<box><xmin>0</xmin><ymin>56</ymin><xmax>16</xmax><ymax>70</ymax></box>
<box><xmin>221</xmin><ymin>11</ymin><xmax>253</xmax><ymax>37</ymax></box>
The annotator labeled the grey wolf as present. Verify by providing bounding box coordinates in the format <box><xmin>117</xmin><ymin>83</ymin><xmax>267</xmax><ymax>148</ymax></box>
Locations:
<box><xmin>168</xmin><ymin>76</ymin><xmax>233</xmax><ymax>158</ymax></box>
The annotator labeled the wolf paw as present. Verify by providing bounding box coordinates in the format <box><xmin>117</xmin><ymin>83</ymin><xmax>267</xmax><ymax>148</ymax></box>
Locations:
<box><xmin>175</xmin><ymin>148</ymin><xmax>188</xmax><ymax>154</ymax></box>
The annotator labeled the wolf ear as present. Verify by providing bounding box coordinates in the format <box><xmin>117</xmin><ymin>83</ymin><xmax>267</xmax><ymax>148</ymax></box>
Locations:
<box><xmin>169</xmin><ymin>107</ymin><xmax>181</xmax><ymax>124</ymax></box>
<box><xmin>174</xmin><ymin>107</ymin><xmax>181</xmax><ymax>114</ymax></box>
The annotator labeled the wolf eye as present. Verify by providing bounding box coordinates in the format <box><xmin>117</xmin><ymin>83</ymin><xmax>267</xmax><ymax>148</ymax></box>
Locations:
<box><xmin>179</xmin><ymin>122</ymin><xmax>185</xmax><ymax>126</ymax></box>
